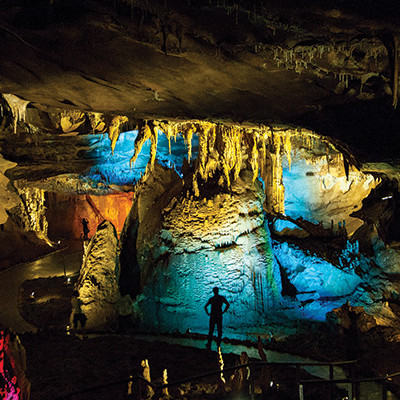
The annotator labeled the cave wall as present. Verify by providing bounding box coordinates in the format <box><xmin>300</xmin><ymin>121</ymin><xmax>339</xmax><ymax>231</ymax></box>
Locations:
<box><xmin>46</xmin><ymin>191</ymin><xmax>133</xmax><ymax>240</ymax></box>
<box><xmin>123</xmin><ymin>164</ymin><xmax>282</xmax><ymax>334</ymax></box>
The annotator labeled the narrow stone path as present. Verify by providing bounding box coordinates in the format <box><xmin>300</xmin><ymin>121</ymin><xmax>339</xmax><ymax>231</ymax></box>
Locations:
<box><xmin>0</xmin><ymin>241</ymin><xmax>83</xmax><ymax>333</ymax></box>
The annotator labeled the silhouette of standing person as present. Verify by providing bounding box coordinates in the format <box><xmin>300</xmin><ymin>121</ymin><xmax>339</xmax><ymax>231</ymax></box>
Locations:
<box><xmin>71</xmin><ymin>290</ymin><xmax>87</xmax><ymax>338</ymax></box>
<box><xmin>81</xmin><ymin>218</ymin><xmax>89</xmax><ymax>240</ymax></box>
<box><xmin>205</xmin><ymin>287</ymin><xmax>230</xmax><ymax>349</ymax></box>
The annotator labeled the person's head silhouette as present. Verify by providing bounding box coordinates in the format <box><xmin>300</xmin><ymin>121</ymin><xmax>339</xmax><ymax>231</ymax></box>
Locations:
<box><xmin>213</xmin><ymin>287</ymin><xmax>219</xmax><ymax>295</ymax></box>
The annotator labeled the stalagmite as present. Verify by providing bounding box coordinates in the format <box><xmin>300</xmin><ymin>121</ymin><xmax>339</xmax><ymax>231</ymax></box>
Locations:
<box><xmin>218</xmin><ymin>347</ymin><xmax>226</xmax><ymax>385</ymax></box>
<box><xmin>141</xmin><ymin>359</ymin><xmax>154</xmax><ymax>398</ymax></box>
<box><xmin>162</xmin><ymin>369</ymin><xmax>169</xmax><ymax>397</ymax></box>
<box><xmin>2</xmin><ymin>94</ymin><xmax>30</xmax><ymax>134</ymax></box>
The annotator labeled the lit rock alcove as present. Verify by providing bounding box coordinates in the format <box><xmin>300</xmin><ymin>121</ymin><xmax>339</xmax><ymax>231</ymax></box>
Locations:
<box><xmin>126</xmin><ymin>165</ymin><xmax>282</xmax><ymax>334</ymax></box>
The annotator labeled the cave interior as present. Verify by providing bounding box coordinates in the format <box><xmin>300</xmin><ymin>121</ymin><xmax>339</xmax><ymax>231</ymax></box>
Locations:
<box><xmin>2</xmin><ymin>0</ymin><xmax>400</xmax><ymax>399</ymax></box>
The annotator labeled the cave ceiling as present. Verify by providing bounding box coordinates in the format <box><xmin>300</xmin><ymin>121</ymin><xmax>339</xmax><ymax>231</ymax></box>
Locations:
<box><xmin>1</xmin><ymin>0</ymin><xmax>400</xmax><ymax>163</ymax></box>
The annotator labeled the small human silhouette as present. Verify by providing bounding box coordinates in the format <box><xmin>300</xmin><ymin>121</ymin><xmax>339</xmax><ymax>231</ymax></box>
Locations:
<box><xmin>81</xmin><ymin>218</ymin><xmax>89</xmax><ymax>240</ymax></box>
<box><xmin>205</xmin><ymin>287</ymin><xmax>230</xmax><ymax>349</ymax></box>
<box><xmin>71</xmin><ymin>290</ymin><xmax>87</xmax><ymax>338</ymax></box>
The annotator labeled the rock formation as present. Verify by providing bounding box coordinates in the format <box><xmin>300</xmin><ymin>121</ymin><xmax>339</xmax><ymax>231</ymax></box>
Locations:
<box><xmin>76</xmin><ymin>220</ymin><xmax>120</xmax><ymax>330</ymax></box>
<box><xmin>0</xmin><ymin>0</ymin><xmax>400</xmax><ymax>356</ymax></box>
<box><xmin>124</xmin><ymin>163</ymin><xmax>282</xmax><ymax>334</ymax></box>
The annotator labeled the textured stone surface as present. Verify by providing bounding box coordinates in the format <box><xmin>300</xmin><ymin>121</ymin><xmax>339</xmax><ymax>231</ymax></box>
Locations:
<box><xmin>0</xmin><ymin>155</ymin><xmax>19</xmax><ymax>225</ymax></box>
<box><xmin>282</xmin><ymin>152</ymin><xmax>378</xmax><ymax>236</ymax></box>
<box><xmin>76</xmin><ymin>220</ymin><xmax>119</xmax><ymax>330</ymax></box>
<box><xmin>127</xmin><ymin>166</ymin><xmax>282</xmax><ymax>335</ymax></box>
<box><xmin>0</xmin><ymin>1</ymin><xmax>400</xmax><ymax>161</ymax></box>
<box><xmin>46</xmin><ymin>191</ymin><xmax>133</xmax><ymax>239</ymax></box>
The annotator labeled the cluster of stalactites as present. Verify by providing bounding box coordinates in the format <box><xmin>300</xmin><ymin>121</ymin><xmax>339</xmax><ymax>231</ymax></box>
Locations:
<box><xmin>273</xmin><ymin>37</ymin><xmax>388</xmax><ymax>92</ymax></box>
<box><xmin>2</xmin><ymin>94</ymin><xmax>30</xmax><ymax>134</ymax></box>
<box><xmin>129</xmin><ymin>120</ymin><xmax>349</xmax><ymax>213</ymax></box>
<box><xmin>127</xmin><ymin>120</ymin><xmax>315</xmax><ymax>213</ymax></box>
<box><xmin>106</xmin><ymin>118</ymin><xmax>348</xmax><ymax>213</ymax></box>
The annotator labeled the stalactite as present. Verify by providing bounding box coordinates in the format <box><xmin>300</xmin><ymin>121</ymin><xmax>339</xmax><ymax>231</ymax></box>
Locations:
<box><xmin>244</xmin><ymin>129</ymin><xmax>258</xmax><ymax>181</ymax></box>
<box><xmin>195</xmin><ymin>121</ymin><xmax>215</xmax><ymax>180</ymax></box>
<box><xmin>159</xmin><ymin>121</ymin><xmax>175</xmax><ymax>154</ymax></box>
<box><xmin>2</xmin><ymin>94</ymin><xmax>30</xmax><ymax>134</ymax></box>
<box><xmin>108</xmin><ymin>115</ymin><xmax>128</xmax><ymax>154</ymax></box>
<box><xmin>145</xmin><ymin>122</ymin><xmax>159</xmax><ymax>178</ymax></box>
<box><xmin>124</xmin><ymin>120</ymin><xmax>357</xmax><ymax>215</ymax></box>
<box><xmin>183</xmin><ymin>123</ymin><xmax>195</xmax><ymax>163</ymax></box>
<box><xmin>129</xmin><ymin>122</ymin><xmax>152</xmax><ymax>168</ymax></box>
<box><xmin>281</xmin><ymin>130</ymin><xmax>292</xmax><ymax>169</ymax></box>
<box><xmin>90</xmin><ymin>112</ymin><xmax>105</xmax><ymax>134</ymax></box>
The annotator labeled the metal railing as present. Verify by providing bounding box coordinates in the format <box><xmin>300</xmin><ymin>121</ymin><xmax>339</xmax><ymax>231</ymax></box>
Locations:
<box><xmin>54</xmin><ymin>359</ymin><xmax>400</xmax><ymax>400</ymax></box>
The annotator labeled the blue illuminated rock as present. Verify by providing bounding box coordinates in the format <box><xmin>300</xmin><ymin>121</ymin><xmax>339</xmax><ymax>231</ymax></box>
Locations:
<box><xmin>126</xmin><ymin>164</ymin><xmax>282</xmax><ymax>335</ymax></box>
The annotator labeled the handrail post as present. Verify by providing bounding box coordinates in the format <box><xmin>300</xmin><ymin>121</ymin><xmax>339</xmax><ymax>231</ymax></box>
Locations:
<box><xmin>382</xmin><ymin>377</ymin><xmax>388</xmax><ymax>400</ymax></box>
<box><xmin>329</xmin><ymin>364</ymin><xmax>334</xmax><ymax>400</ymax></box>
<box><xmin>299</xmin><ymin>383</ymin><xmax>304</xmax><ymax>400</ymax></box>
<box><xmin>296</xmin><ymin>364</ymin><xmax>301</xmax><ymax>400</ymax></box>
<box><xmin>250</xmin><ymin>363</ymin><xmax>255</xmax><ymax>400</ymax></box>
<box><xmin>348</xmin><ymin>381</ymin><xmax>353</xmax><ymax>400</ymax></box>
<box><xmin>350</xmin><ymin>363</ymin><xmax>357</xmax><ymax>400</ymax></box>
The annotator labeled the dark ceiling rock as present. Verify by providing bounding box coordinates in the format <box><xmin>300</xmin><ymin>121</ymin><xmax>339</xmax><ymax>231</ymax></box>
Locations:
<box><xmin>0</xmin><ymin>0</ymin><xmax>400</xmax><ymax>161</ymax></box>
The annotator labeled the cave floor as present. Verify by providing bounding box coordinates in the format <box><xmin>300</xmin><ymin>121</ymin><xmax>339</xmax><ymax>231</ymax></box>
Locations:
<box><xmin>17</xmin><ymin>330</ymin><xmax>399</xmax><ymax>400</ymax></box>
<box><xmin>2</xmin><ymin>243</ymin><xmax>400</xmax><ymax>399</ymax></box>
<box><xmin>0</xmin><ymin>240</ymin><xmax>83</xmax><ymax>333</ymax></box>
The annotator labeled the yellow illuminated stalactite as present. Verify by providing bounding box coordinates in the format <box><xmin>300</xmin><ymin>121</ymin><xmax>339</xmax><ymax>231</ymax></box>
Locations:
<box><xmin>159</xmin><ymin>122</ymin><xmax>174</xmax><ymax>154</ymax></box>
<box><xmin>144</xmin><ymin>123</ymin><xmax>159</xmax><ymax>178</ymax></box>
<box><xmin>129</xmin><ymin>122</ymin><xmax>152</xmax><ymax>169</ymax></box>
<box><xmin>272</xmin><ymin>154</ymin><xmax>284</xmax><ymax>213</ymax></box>
<box><xmin>275</xmin><ymin>134</ymin><xmax>285</xmax><ymax>213</ymax></box>
<box><xmin>192</xmin><ymin>122</ymin><xmax>213</xmax><ymax>197</ymax></box>
<box><xmin>215</xmin><ymin>124</ymin><xmax>230</xmax><ymax>188</ymax></box>
<box><xmin>214</xmin><ymin>125</ymin><xmax>244</xmax><ymax>189</ymax></box>
<box><xmin>90</xmin><ymin>112</ymin><xmax>105</xmax><ymax>134</ymax></box>
<box><xmin>196</xmin><ymin>123</ymin><xmax>210</xmax><ymax>180</ymax></box>
<box><xmin>108</xmin><ymin>115</ymin><xmax>128</xmax><ymax>154</ymax></box>
<box><xmin>183</xmin><ymin>123</ymin><xmax>195</xmax><ymax>163</ymax></box>
<box><xmin>3</xmin><ymin>94</ymin><xmax>30</xmax><ymax>134</ymax></box>
<box><xmin>264</xmin><ymin>131</ymin><xmax>285</xmax><ymax>214</ymax></box>
<box><xmin>249</xmin><ymin>129</ymin><xmax>260</xmax><ymax>181</ymax></box>
<box><xmin>232</xmin><ymin>126</ymin><xmax>243</xmax><ymax>181</ymax></box>
<box><xmin>258</xmin><ymin>134</ymin><xmax>267</xmax><ymax>182</ymax></box>
<box><xmin>282</xmin><ymin>131</ymin><xmax>292</xmax><ymax>169</ymax></box>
